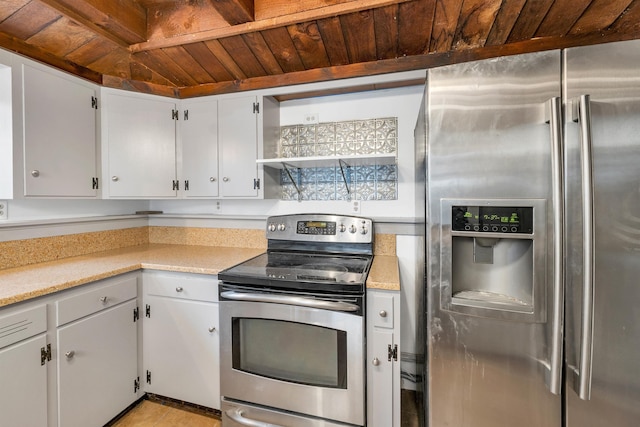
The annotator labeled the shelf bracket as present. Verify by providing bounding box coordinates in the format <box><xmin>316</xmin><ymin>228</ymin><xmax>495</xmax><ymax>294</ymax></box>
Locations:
<box><xmin>281</xmin><ymin>162</ymin><xmax>302</xmax><ymax>201</ymax></box>
<box><xmin>338</xmin><ymin>159</ymin><xmax>352</xmax><ymax>200</ymax></box>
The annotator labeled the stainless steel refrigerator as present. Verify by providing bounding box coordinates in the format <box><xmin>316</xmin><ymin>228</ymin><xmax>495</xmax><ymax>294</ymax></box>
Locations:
<box><xmin>417</xmin><ymin>39</ymin><xmax>640</xmax><ymax>427</ymax></box>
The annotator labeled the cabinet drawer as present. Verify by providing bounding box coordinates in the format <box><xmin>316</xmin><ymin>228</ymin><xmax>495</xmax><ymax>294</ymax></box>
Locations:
<box><xmin>56</xmin><ymin>274</ymin><xmax>138</xmax><ymax>326</ymax></box>
<box><xmin>144</xmin><ymin>272</ymin><xmax>219</xmax><ymax>302</ymax></box>
<box><xmin>0</xmin><ymin>304</ymin><xmax>47</xmax><ymax>349</ymax></box>
<box><xmin>370</xmin><ymin>292</ymin><xmax>395</xmax><ymax>329</ymax></box>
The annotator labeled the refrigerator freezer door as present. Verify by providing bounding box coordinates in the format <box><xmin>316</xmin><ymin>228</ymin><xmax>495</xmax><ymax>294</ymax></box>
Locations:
<box><xmin>425</xmin><ymin>50</ymin><xmax>562</xmax><ymax>427</ymax></box>
<box><xmin>564</xmin><ymin>40</ymin><xmax>640</xmax><ymax>426</ymax></box>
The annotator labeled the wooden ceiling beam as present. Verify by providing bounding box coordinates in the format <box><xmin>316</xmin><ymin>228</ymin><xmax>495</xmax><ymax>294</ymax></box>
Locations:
<box><xmin>0</xmin><ymin>29</ymin><xmax>102</xmax><ymax>84</ymax></box>
<box><xmin>177</xmin><ymin>28</ymin><xmax>639</xmax><ymax>98</ymax></box>
<box><xmin>37</xmin><ymin>0</ymin><xmax>147</xmax><ymax>47</ymax></box>
<box><xmin>209</xmin><ymin>0</ymin><xmax>255</xmax><ymax>25</ymax></box>
<box><xmin>130</xmin><ymin>0</ymin><xmax>413</xmax><ymax>52</ymax></box>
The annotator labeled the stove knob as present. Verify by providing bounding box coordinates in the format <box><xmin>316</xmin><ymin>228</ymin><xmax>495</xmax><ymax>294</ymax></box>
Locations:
<box><xmin>349</xmin><ymin>224</ymin><xmax>357</xmax><ymax>234</ymax></box>
<box><xmin>268</xmin><ymin>223</ymin><xmax>276</xmax><ymax>232</ymax></box>
<box><xmin>277</xmin><ymin>223</ymin><xmax>286</xmax><ymax>231</ymax></box>
<box><xmin>360</xmin><ymin>226</ymin><xmax>368</xmax><ymax>235</ymax></box>
<box><xmin>339</xmin><ymin>223</ymin><xmax>346</xmax><ymax>233</ymax></box>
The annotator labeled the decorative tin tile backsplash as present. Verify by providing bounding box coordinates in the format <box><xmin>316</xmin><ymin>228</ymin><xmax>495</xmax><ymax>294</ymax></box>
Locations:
<box><xmin>279</xmin><ymin>118</ymin><xmax>398</xmax><ymax>201</ymax></box>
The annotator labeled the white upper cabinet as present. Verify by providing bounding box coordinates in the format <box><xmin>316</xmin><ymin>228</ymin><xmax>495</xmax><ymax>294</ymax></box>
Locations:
<box><xmin>102</xmin><ymin>90</ymin><xmax>178</xmax><ymax>198</ymax></box>
<box><xmin>179</xmin><ymin>98</ymin><xmax>219</xmax><ymax>198</ymax></box>
<box><xmin>8</xmin><ymin>59</ymin><xmax>99</xmax><ymax>198</ymax></box>
<box><xmin>219</xmin><ymin>95</ymin><xmax>279</xmax><ymax>198</ymax></box>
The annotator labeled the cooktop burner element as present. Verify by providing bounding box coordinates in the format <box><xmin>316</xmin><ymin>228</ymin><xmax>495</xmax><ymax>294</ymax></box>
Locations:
<box><xmin>218</xmin><ymin>214</ymin><xmax>374</xmax><ymax>294</ymax></box>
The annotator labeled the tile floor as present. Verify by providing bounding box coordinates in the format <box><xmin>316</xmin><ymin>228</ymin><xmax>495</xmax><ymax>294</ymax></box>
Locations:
<box><xmin>109</xmin><ymin>399</ymin><xmax>220</xmax><ymax>427</ymax></box>
<box><xmin>109</xmin><ymin>391</ymin><xmax>421</xmax><ymax>426</ymax></box>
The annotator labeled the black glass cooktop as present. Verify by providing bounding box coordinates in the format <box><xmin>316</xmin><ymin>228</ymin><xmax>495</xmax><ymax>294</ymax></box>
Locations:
<box><xmin>218</xmin><ymin>251</ymin><xmax>372</xmax><ymax>294</ymax></box>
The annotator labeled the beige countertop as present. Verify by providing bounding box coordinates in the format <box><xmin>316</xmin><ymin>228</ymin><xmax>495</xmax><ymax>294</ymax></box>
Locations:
<box><xmin>0</xmin><ymin>244</ymin><xmax>400</xmax><ymax>308</ymax></box>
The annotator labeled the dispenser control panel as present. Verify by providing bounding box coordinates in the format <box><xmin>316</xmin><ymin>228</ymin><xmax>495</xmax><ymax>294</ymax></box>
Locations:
<box><xmin>452</xmin><ymin>206</ymin><xmax>534</xmax><ymax>234</ymax></box>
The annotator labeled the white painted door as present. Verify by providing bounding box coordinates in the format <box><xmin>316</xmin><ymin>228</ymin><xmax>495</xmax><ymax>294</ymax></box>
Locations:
<box><xmin>219</xmin><ymin>96</ymin><xmax>259</xmax><ymax>197</ymax></box>
<box><xmin>57</xmin><ymin>300</ymin><xmax>138</xmax><ymax>427</ymax></box>
<box><xmin>23</xmin><ymin>64</ymin><xmax>97</xmax><ymax>197</ymax></box>
<box><xmin>104</xmin><ymin>91</ymin><xmax>177</xmax><ymax>198</ymax></box>
<box><xmin>367</xmin><ymin>290</ymin><xmax>401</xmax><ymax>427</ymax></box>
<box><xmin>180</xmin><ymin>99</ymin><xmax>219</xmax><ymax>197</ymax></box>
<box><xmin>143</xmin><ymin>295</ymin><xmax>220</xmax><ymax>409</ymax></box>
<box><xmin>0</xmin><ymin>334</ymin><xmax>48</xmax><ymax>426</ymax></box>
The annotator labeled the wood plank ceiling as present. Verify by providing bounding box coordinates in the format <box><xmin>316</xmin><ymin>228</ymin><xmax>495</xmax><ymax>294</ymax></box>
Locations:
<box><xmin>0</xmin><ymin>0</ymin><xmax>639</xmax><ymax>98</ymax></box>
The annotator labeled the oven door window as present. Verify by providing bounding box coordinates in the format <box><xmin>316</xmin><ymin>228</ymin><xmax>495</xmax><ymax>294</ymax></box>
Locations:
<box><xmin>232</xmin><ymin>318</ymin><xmax>347</xmax><ymax>388</ymax></box>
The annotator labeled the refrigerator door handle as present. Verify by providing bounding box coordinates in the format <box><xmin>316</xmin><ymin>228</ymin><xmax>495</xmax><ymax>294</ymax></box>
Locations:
<box><xmin>546</xmin><ymin>96</ymin><xmax>564</xmax><ymax>396</ymax></box>
<box><xmin>574</xmin><ymin>94</ymin><xmax>596</xmax><ymax>401</ymax></box>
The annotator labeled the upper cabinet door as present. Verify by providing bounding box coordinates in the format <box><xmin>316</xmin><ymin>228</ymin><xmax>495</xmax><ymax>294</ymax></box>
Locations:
<box><xmin>218</xmin><ymin>95</ymin><xmax>260</xmax><ymax>198</ymax></box>
<box><xmin>180</xmin><ymin>99</ymin><xmax>219</xmax><ymax>198</ymax></box>
<box><xmin>22</xmin><ymin>64</ymin><xmax>98</xmax><ymax>197</ymax></box>
<box><xmin>103</xmin><ymin>91</ymin><xmax>177</xmax><ymax>198</ymax></box>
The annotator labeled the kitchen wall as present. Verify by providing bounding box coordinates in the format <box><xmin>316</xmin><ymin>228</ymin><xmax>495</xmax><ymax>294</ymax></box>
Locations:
<box><xmin>0</xmin><ymin>71</ymin><xmax>426</xmax><ymax>390</ymax></box>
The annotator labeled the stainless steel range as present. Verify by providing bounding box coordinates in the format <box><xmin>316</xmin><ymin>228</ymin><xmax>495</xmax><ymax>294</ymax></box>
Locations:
<box><xmin>218</xmin><ymin>214</ymin><xmax>373</xmax><ymax>427</ymax></box>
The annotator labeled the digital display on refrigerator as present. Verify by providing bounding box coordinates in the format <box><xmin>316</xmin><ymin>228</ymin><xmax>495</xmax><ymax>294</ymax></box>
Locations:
<box><xmin>452</xmin><ymin>206</ymin><xmax>533</xmax><ymax>234</ymax></box>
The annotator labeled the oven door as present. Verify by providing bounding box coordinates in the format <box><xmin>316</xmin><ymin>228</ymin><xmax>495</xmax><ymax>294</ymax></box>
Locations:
<box><xmin>219</xmin><ymin>286</ymin><xmax>365</xmax><ymax>426</ymax></box>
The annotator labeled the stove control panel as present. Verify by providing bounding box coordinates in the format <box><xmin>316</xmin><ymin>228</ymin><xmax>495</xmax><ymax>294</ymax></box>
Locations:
<box><xmin>266</xmin><ymin>214</ymin><xmax>373</xmax><ymax>243</ymax></box>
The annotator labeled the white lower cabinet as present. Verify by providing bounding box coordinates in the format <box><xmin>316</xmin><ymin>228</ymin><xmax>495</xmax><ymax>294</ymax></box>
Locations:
<box><xmin>56</xmin><ymin>274</ymin><xmax>139</xmax><ymax>427</ymax></box>
<box><xmin>367</xmin><ymin>289</ymin><xmax>401</xmax><ymax>427</ymax></box>
<box><xmin>0</xmin><ymin>304</ymin><xmax>48</xmax><ymax>427</ymax></box>
<box><xmin>142</xmin><ymin>271</ymin><xmax>220</xmax><ymax>409</ymax></box>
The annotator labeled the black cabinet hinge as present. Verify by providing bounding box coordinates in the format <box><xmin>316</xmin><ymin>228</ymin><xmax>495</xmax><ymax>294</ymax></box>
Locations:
<box><xmin>146</xmin><ymin>370</ymin><xmax>152</xmax><ymax>384</ymax></box>
<box><xmin>172</xmin><ymin>180</ymin><xmax>179</xmax><ymax>191</ymax></box>
<box><xmin>91</xmin><ymin>96</ymin><xmax>98</xmax><ymax>109</ymax></box>
<box><xmin>172</xmin><ymin>109</ymin><xmax>179</xmax><ymax>120</ymax></box>
<box><xmin>184</xmin><ymin>110</ymin><xmax>189</xmax><ymax>120</ymax></box>
<box><xmin>388</xmin><ymin>344</ymin><xmax>398</xmax><ymax>362</ymax></box>
<box><xmin>253</xmin><ymin>178</ymin><xmax>261</xmax><ymax>190</ymax></box>
<box><xmin>133</xmin><ymin>306</ymin><xmax>139</xmax><ymax>322</ymax></box>
<box><xmin>40</xmin><ymin>344</ymin><xmax>51</xmax><ymax>366</ymax></box>
<box><xmin>145</xmin><ymin>304</ymin><xmax>151</xmax><ymax>318</ymax></box>
<box><xmin>134</xmin><ymin>377</ymin><xmax>140</xmax><ymax>393</ymax></box>
<box><xmin>92</xmin><ymin>177</ymin><xmax>99</xmax><ymax>190</ymax></box>
<box><xmin>184</xmin><ymin>180</ymin><xmax>189</xmax><ymax>191</ymax></box>
<box><xmin>253</xmin><ymin>102</ymin><xmax>260</xmax><ymax>114</ymax></box>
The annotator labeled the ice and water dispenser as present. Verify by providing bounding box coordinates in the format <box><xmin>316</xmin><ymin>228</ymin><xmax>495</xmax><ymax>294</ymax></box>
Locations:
<box><xmin>440</xmin><ymin>199</ymin><xmax>547</xmax><ymax>322</ymax></box>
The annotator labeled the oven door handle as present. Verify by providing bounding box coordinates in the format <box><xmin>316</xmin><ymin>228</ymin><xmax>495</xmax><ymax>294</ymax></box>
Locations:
<box><xmin>225</xmin><ymin>407</ymin><xmax>284</xmax><ymax>427</ymax></box>
<box><xmin>220</xmin><ymin>291</ymin><xmax>360</xmax><ymax>312</ymax></box>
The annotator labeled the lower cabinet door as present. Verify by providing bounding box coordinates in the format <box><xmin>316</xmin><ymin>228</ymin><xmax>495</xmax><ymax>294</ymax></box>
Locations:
<box><xmin>143</xmin><ymin>296</ymin><xmax>220</xmax><ymax>409</ymax></box>
<box><xmin>0</xmin><ymin>334</ymin><xmax>48</xmax><ymax>426</ymax></box>
<box><xmin>57</xmin><ymin>300</ymin><xmax>138</xmax><ymax>427</ymax></box>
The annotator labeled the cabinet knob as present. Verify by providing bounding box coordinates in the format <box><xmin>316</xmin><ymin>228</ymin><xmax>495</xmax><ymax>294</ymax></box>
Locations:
<box><xmin>372</xmin><ymin>357</ymin><xmax>380</xmax><ymax>366</ymax></box>
<box><xmin>210</xmin><ymin>177</ymin><xmax>217</xmax><ymax>182</ymax></box>
<box><xmin>111</xmin><ymin>176</ymin><xmax>119</xmax><ymax>182</ymax></box>
<box><xmin>99</xmin><ymin>296</ymin><xmax>108</xmax><ymax>304</ymax></box>
<box><xmin>176</xmin><ymin>286</ymin><xmax>183</xmax><ymax>292</ymax></box>
<box><xmin>222</xmin><ymin>177</ymin><xmax>229</xmax><ymax>182</ymax></box>
<box><xmin>208</xmin><ymin>326</ymin><xmax>216</xmax><ymax>333</ymax></box>
<box><xmin>379</xmin><ymin>310</ymin><xmax>388</xmax><ymax>318</ymax></box>
<box><xmin>31</xmin><ymin>170</ymin><xmax>40</xmax><ymax>178</ymax></box>
<box><xmin>65</xmin><ymin>351</ymin><xmax>75</xmax><ymax>359</ymax></box>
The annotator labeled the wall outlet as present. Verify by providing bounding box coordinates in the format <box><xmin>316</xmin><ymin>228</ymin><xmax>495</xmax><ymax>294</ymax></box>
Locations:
<box><xmin>0</xmin><ymin>200</ymin><xmax>7</xmax><ymax>220</ymax></box>
<box><xmin>216</xmin><ymin>201</ymin><xmax>221</xmax><ymax>210</ymax></box>
<box><xmin>303</xmin><ymin>113</ymin><xmax>319</xmax><ymax>124</ymax></box>
<box><xmin>351</xmin><ymin>200</ymin><xmax>361</xmax><ymax>214</ymax></box>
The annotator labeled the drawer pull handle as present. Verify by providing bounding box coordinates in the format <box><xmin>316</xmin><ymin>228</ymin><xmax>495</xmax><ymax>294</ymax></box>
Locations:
<box><xmin>379</xmin><ymin>310</ymin><xmax>387</xmax><ymax>318</ymax></box>
<box><xmin>99</xmin><ymin>296</ymin><xmax>108</xmax><ymax>304</ymax></box>
<box><xmin>65</xmin><ymin>351</ymin><xmax>75</xmax><ymax>359</ymax></box>
<box><xmin>208</xmin><ymin>326</ymin><xmax>216</xmax><ymax>333</ymax></box>
<box><xmin>372</xmin><ymin>357</ymin><xmax>380</xmax><ymax>366</ymax></box>
<box><xmin>176</xmin><ymin>287</ymin><xmax>184</xmax><ymax>292</ymax></box>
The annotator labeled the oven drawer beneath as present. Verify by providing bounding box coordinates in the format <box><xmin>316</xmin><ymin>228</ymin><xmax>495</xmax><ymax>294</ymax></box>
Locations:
<box><xmin>221</xmin><ymin>398</ymin><xmax>355</xmax><ymax>427</ymax></box>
